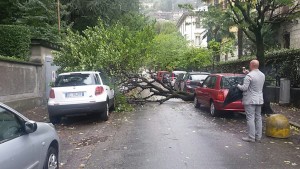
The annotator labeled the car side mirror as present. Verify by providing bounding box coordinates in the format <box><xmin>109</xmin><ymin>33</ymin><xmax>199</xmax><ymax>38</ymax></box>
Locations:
<box><xmin>198</xmin><ymin>83</ymin><xmax>203</xmax><ymax>87</ymax></box>
<box><xmin>24</xmin><ymin>121</ymin><xmax>37</xmax><ymax>134</ymax></box>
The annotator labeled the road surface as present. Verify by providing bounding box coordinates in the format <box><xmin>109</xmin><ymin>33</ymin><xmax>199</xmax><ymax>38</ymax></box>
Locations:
<box><xmin>54</xmin><ymin>100</ymin><xmax>300</xmax><ymax>169</ymax></box>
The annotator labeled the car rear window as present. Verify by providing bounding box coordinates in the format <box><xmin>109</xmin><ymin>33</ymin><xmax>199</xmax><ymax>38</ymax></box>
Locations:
<box><xmin>190</xmin><ymin>74</ymin><xmax>209</xmax><ymax>81</ymax></box>
<box><xmin>55</xmin><ymin>73</ymin><xmax>95</xmax><ymax>87</ymax></box>
<box><xmin>221</xmin><ymin>76</ymin><xmax>245</xmax><ymax>89</ymax></box>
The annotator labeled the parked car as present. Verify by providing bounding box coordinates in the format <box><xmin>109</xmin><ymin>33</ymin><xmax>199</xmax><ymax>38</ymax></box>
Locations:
<box><xmin>162</xmin><ymin>73</ymin><xmax>171</xmax><ymax>85</ymax></box>
<box><xmin>156</xmin><ymin>71</ymin><xmax>169</xmax><ymax>82</ymax></box>
<box><xmin>48</xmin><ymin>71</ymin><xmax>115</xmax><ymax>123</ymax></box>
<box><xmin>194</xmin><ymin>73</ymin><xmax>245</xmax><ymax>116</ymax></box>
<box><xmin>174</xmin><ymin>73</ymin><xmax>185</xmax><ymax>91</ymax></box>
<box><xmin>180</xmin><ymin>72</ymin><xmax>210</xmax><ymax>93</ymax></box>
<box><xmin>169</xmin><ymin>71</ymin><xmax>186</xmax><ymax>87</ymax></box>
<box><xmin>151</xmin><ymin>72</ymin><xmax>157</xmax><ymax>79</ymax></box>
<box><xmin>0</xmin><ymin>102</ymin><xmax>60</xmax><ymax>169</ymax></box>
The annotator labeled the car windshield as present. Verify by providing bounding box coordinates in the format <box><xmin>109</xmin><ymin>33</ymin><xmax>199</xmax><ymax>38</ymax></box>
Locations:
<box><xmin>55</xmin><ymin>73</ymin><xmax>95</xmax><ymax>87</ymax></box>
<box><xmin>191</xmin><ymin>74</ymin><xmax>209</xmax><ymax>81</ymax></box>
<box><xmin>221</xmin><ymin>76</ymin><xmax>245</xmax><ymax>89</ymax></box>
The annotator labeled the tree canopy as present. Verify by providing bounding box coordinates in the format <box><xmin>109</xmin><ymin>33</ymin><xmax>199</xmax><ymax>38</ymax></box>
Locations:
<box><xmin>227</xmin><ymin>0</ymin><xmax>300</xmax><ymax>69</ymax></box>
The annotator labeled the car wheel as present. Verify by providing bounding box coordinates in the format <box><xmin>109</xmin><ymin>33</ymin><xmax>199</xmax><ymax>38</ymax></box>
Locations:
<box><xmin>194</xmin><ymin>96</ymin><xmax>200</xmax><ymax>108</ymax></box>
<box><xmin>210</xmin><ymin>101</ymin><xmax>219</xmax><ymax>117</ymax></box>
<box><xmin>49</xmin><ymin>116</ymin><xmax>61</xmax><ymax>124</ymax></box>
<box><xmin>101</xmin><ymin>102</ymin><xmax>109</xmax><ymax>121</ymax></box>
<box><xmin>44</xmin><ymin>146</ymin><xmax>59</xmax><ymax>169</ymax></box>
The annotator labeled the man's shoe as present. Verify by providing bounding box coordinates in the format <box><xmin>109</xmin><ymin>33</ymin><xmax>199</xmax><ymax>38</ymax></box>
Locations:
<box><xmin>242</xmin><ymin>137</ymin><xmax>255</xmax><ymax>143</ymax></box>
<box><xmin>255</xmin><ymin>139</ymin><xmax>262</xmax><ymax>143</ymax></box>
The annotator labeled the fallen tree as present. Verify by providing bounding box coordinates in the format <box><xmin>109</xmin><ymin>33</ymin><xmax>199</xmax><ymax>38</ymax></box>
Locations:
<box><xmin>121</xmin><ymin>73</ymin><xmax>194</xmax><ymax>104</ymax></box>
<box><xmin>53</xmin><ymin>16</ymin><xmax>195</xmax><ymax>104</ymax></box>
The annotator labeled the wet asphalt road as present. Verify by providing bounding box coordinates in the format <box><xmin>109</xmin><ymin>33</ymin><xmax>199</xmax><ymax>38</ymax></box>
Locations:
<box><xmin>56</xmin><ymin>100</ymin><xmax>300</xmax><ymax>169</ymax></box>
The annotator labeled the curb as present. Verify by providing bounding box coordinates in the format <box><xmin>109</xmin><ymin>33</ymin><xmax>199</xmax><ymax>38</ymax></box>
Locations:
<box><xmin>290</xmin><ymin>121</ymin><xmax>300</xmax><ymax>129</ymax></box>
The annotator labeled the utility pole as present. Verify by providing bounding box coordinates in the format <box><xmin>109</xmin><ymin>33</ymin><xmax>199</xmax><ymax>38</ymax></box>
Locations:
<box><xmin>57</xmin><ymin>0</ymin><xmax>61</xmax><ymax>33</ymax></box>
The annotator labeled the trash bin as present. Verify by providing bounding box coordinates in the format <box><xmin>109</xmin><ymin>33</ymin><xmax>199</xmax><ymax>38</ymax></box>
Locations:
<box><xmin>279</xmin><ymin>78</ymin><xmax>290</xmax><ymax>104</ymax></box>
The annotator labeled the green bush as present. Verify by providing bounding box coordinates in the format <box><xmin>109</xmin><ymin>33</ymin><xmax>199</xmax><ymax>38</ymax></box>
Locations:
<box><xmin>115</xmin><ymin>93</ymin><xmax>134</xmax><ymax>112</ymax></box>
<box><xmin>201</xmin><ymin>49</ymin><xmax>300</xmax><ymax>87</ymax></box>
<box><xmin>0</xmin><ymin>25</ymin><xmax>31</xmax><ymax>59</ymax></box>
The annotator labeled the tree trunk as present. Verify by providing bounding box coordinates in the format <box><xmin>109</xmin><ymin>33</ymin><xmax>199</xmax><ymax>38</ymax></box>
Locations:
<box><xmin>238</xmin><ymin>28</ymin><xmax>243</xmax><ymax>59</ymax></box>
<box><xmin>255</xmin><ymin>31</ymin><xmax>273</xmax><ymax>114</ymax></box>
<box><xmin>255</xmin><ymin>32</ymin><xmax>265</xmax><ymax>72</ymax></box>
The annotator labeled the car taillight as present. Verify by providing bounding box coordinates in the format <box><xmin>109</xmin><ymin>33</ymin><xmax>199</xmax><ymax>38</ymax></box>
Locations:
<box><xmin>216</xmin><ymin>91</ymin><xmax>225</xmax><ymax>101</ymax></box>
<box><xmin>186</xmin><ymin>80</ymin><xmax>191</xmax><ymax>85</ymax></box>
<box><xmin>95</xmin><ymin>86</ymin><xmax>104</xmax><ymax>95</ymax></box>
<box><xmin>49</xmin><ymin>89</ymin><xmax>55</xmax><ymax>99</ymax></box>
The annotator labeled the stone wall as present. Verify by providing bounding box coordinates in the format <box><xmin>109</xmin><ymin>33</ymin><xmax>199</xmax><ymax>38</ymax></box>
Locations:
<box><xmin>0</xmin><ymin>39</ymin><xmax>59</xmax><ymax>111</ymax></box>
<box><xmin>0</xmin><ymin>60</ymin><xmax>44</xmax><ymax>111</ymax></box>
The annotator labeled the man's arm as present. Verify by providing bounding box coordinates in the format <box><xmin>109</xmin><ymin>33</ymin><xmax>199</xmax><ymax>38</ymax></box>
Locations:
<box><xmin>237</xmin><ymin>75</ymin><xmax>251</xmax><ymax>92</ymax></box>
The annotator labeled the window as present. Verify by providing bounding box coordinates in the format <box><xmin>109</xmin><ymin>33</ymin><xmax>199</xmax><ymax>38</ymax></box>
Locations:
<box><xmin>207</xmin><ymin>76</ymin><xmax>217</xmax><ymax>89</ymax></box>
<box><xmin>0</xmin><ymin>107</ymin><xmax>24</xmax><ymax>143</ymax></box>
<box><xmin>202</xmin><ymin>76</ymin><xmax>211</xmax><ymax>87</ymax></box>
<box><xmin>55</xmin><ymin>73</ymin><xmax>95</xmax><ymax>87</ymax></box>
<box><xmin>190</xmin><ymin>74</ymin><xmax>209</xmax><ymax>81</ymax></box>
<box><xmin>195</xmin><ymin>17</ymin><xmax>201</xmax><ymax>28</ymax></box>
<box><xmin>94</xmin><ymin>74</ymin><xmax>101</xmax><ymax>85</ymax></box>
<box><xmin>220</xmin><ymin>76</ymin><xmax>245</xmax><ymax>89</ymax></box>
<box><xmin>195</xmin><ymin>36</ymin><xmax>201</xmax><ymax>46</ymax></box>
<box><xmin>283</xmin><ymin>33</ymin><xmax>290</xmax><ymax>49</ymax></box>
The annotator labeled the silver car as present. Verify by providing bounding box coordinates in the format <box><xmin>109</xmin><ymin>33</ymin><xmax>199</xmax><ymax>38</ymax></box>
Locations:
<box><xmin>0</xmin><ymin>103</ymin><xmax>60</xmax><ymax>169</ymax></box>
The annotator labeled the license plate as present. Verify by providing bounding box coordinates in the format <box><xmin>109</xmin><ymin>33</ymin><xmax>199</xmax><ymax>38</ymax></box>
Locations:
<box><xmin>65</xmin><ymin>92</ymin><xmax>84</xmax><ymax>98</ymax></box>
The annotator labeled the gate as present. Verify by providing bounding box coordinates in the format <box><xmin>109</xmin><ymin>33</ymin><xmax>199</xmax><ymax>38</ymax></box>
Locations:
<box><xmin>45</xmin><ymin>56</ymin><xmax>59</xmax><ymax>98</ymax></box>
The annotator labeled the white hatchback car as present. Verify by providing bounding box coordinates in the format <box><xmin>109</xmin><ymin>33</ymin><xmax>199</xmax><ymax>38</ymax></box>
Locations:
<box><xmin>0</xmin><ymin>102</ymin><xmax>60</xmax><ymax>169</ymax></box>
<box><xmin>48</xmin><ymin>71</ymin><xmax>115</xmax><ymax>123</ymax></box>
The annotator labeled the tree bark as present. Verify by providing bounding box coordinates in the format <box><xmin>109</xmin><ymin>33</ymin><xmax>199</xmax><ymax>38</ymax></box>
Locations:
<box><xmin>238</xmin><ymin>28</ymin><xmax>243</xmax><ymax>59</ymax></box>
<box><xmin>255</xmin><ymin>31</ymin><xmax>265</xmax><ymax>72</ymax></box>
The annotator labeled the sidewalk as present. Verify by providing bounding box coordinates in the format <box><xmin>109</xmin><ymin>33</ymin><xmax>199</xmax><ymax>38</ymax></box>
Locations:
<box><xmin>271</xmin><ymin>103</ymin><xmax>300</xmax><ymax>128</ymax></box>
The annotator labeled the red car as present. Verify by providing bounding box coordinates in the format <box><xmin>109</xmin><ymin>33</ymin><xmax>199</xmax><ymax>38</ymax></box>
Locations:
<box><xmin>194</xmin><ymin>73</ymin><xmax>245</xmax><ymax>116</ymax></box>
<box><xmin>156</xmin><ymin>71</ymin><xmax>169</xmax><ymax>82</ymax></box>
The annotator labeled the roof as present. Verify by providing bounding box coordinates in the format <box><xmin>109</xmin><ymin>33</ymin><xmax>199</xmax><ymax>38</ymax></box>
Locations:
<box><xmin>176</xmin><ymin>12</ymin><xmax>197</xmax><ymax>28</ymax></box>
<box><xmin>58</xmin><ymin>71</ymin><xmax>99</xmax><ymax>75</ymax></box>
<box><xmin>188</xmin><ymin>72</ymin><xmax>210</xmax><ymax>75</ymax></box>
<box><xmin>211</xmin><ymin>73</ymin><xmax>245</xmax><ymax>77</ymax></box>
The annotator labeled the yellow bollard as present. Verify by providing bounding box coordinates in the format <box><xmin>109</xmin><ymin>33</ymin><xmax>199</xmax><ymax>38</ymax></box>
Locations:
<box><xmin>266</xmin><ymin>114</ymin><xmax>290</xmax><ymax>138</ymax></box>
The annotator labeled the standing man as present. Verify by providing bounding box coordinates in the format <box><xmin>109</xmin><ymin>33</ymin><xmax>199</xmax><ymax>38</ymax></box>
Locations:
<box><xmin>238</xmin><ymin>60</ymin><xmax>265</xmax><ymax>142</ymax></box>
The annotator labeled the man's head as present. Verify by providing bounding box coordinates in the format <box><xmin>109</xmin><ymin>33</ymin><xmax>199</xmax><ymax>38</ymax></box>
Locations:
<box><xmin>249</xmin><ymin>60</ymin><xmax>259</xmax><ymax>70</ymax></box>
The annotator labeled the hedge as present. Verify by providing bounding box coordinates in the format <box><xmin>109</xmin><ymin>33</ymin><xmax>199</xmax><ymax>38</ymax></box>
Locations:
<box><xmin>0</xmin><ymin>25</ymin><xmax>31</xmax><ymax>59</ymax></box>
<box><xmin>201</xmin><ymin>49</ymin><xmax>300</xmax><ymax>87</ymax></box>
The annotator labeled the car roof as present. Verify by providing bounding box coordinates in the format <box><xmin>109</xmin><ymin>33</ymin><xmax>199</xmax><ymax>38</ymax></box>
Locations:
<box><xmin>211</xmin><ymin>73</ymin><xmax>245</xmax><ymax>77</ymax></box>
<box><xmin>172</xmin><ymin>71</ymin><xmax>186</xmax><ymax>73</ymax></box>
<box><xmin>188</xmin><ymin>72</ymin><xmax>210</xmax><ymax>75</ymax></box>
<box><xmin>58</xmin><ymin>71</ymin><xmax>99</xmax><ymax>76</ymax></box>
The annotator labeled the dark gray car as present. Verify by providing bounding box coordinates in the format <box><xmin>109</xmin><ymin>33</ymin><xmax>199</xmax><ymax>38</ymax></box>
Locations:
<box><xmin>180</xmin><ymin>72</ymin><xmax>210</xmax><ymax>93</ymax></box>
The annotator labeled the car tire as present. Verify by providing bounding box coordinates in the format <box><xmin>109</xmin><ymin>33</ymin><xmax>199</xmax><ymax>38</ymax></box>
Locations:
<box><xmin>101</xmin><ymin>102</ymin><xmax>109</xmax><ymax>121</ymax></box>
<box><xmin>210</xmin><ymin>101</ymin><xmax>219</xmax><ymax>117</ymax></box>
<box><xmin>109</xmin><ymin>98</ymin><xmax>116</xmax><ymax>112</ymax></box>
<box><xmin>194</xmin><ymin>96</ymin><xmax>200</xmax><ymax>108</ymax></box>
<box><xmin>44</xmin><ymin>146</ymin><xmax>59</xmax><ymax>169</ymax></box>
<box><xmin>49</xmin><ymin>116</ymin><xmax>61</xmax><ymax>124</ymax></box>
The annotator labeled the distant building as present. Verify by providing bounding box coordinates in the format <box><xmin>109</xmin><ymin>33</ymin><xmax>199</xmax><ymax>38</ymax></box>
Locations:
<box><xmin>176</xmin><ymin>7</ymin><xmax>208</xmax><ymax>48</ymax></box>
<box><xmin>277</xmin><ymin>5</ymin><xmax>300</xmax><ymax>49</ymax></box>
<box><xmin>140</xmin><ymin>2</ymin><xmax>154</xmax><ymax>10</ymax></box>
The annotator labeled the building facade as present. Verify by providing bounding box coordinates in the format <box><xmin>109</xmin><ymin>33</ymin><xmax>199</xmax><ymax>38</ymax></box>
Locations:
<box><xmin>176</xmin><ymin>7</ymin><xmax>208</xmax><ymax>48</ymax></box>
